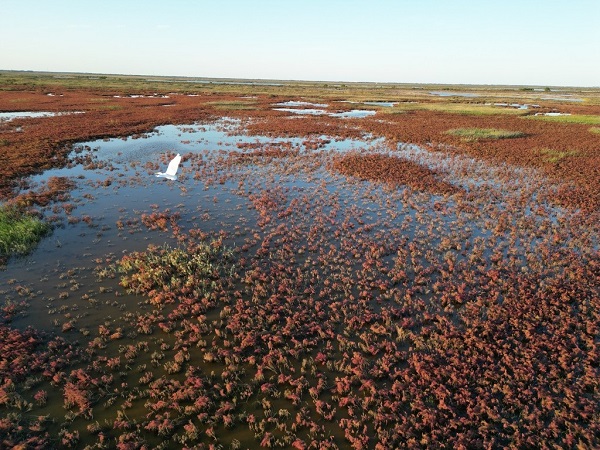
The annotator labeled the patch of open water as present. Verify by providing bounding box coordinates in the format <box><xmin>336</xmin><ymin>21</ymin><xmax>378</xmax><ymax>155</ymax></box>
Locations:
<box><xmin>535</xmin><ymin>112</ymin><xmax>572</xmax><ymax>116</ymax></box>
<box><xmin>489</xmin><ymin>102</ymin><xmax>535</xmax><ymax>110</ymax></box>
<box><xmin>0</xmin><ymin>111</ymin><xmax>84</xmax><ymax>121</ymax></box>
<box><xmin>332</xmin><ymin>109</ymin><xmax>376</xmax><ymax>118</ymax></box>
<box><xmin>273</xmin><ymin>107</ymin><xmax>328</xmax><ymax>116</ymax></box>
<box><xmin>274</xmin><ymin>108</ymin><xmax>376</xmax><ymax>118</ymax></box>
<box><xmin>274</xmin><ymin>101</ymin><xmax>329</xmax><ymax>108</ymax></box>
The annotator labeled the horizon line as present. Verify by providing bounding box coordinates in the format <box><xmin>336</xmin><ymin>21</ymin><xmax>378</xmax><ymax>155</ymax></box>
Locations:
<box><xmin>1</xmin><ymin>69</ymin><xmax>598</xmax><ymax>90</ymax></box>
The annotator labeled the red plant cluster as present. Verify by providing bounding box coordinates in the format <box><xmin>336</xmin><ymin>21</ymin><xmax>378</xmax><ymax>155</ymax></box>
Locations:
<box><xmin>0</xmin><ymin>326</ymin><xmax>42</xmax><ymax>384</ymax></box>
<box><xmin>9</xmin><ymin>176</ymin><xmax>75</xmax><ymax>208</ymax></box>
<box><xmin>0</xmin><ymin>323</ymin><xmax>77</xmax><ymax>446</ymax></box>
<box><xmin>230</xmin><ymin>144</ymin><xmax>300</xmax><ymax>162</ymax></box>
<box><xmin>332</xmin><ymin>153</ymin><xmax>462</xmax><ymax>195</ymax></box>
<box><xmin>140</xmin><ymin>210</ymin><xmax>181</xmax><ymax>232</ymax></box>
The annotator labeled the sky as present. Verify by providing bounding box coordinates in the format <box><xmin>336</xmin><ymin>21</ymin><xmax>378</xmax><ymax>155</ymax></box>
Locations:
<box><xmin>2</xmin><ymin>0</ymin><xmax>599</xmax><ymax>87</ymax></box>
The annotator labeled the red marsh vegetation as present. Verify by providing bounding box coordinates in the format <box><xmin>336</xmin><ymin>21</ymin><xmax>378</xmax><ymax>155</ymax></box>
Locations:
<box><xmin>0</xmin><ymin>76</ymin><xmax>599</xmax><ymax>448</ymax></box>
<box><xmin>331</xmin><ymin>153</ymin><xmax>462</xmax><ymax>196</ymax></box>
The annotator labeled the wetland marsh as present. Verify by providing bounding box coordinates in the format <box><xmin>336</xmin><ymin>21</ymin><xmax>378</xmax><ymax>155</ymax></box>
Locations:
<box><xmin>0</xmin><ymin>72</ymin><xmax>599</xmax><ymax>449</ymax></box>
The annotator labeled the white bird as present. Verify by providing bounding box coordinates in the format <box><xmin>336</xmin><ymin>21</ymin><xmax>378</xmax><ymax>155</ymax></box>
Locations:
<box><xmin>155</xmin><ymin>153</ymin><xmax>181</xmax><ymax>180</ymax></box>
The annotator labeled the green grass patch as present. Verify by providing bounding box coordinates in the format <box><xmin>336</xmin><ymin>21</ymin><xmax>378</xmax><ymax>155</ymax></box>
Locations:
<box><xmin>0</xmin><ymin>205</ymin><xmax>50</xmax><ymax>262</ymax></box>
<box><xmin>207</xmin><ymin>100</ymin><xmax>257</xmax><ymax>110</ymax></box>
<box><xmin>526</xmin><ymin>114</ymin><xmax>600</xmax><ymax>125</ymax></box>
<box><xmin>445</xmin><ymin>128</ymin><xmax>526</xmax><ymax>141</ymax></box>
<box><xmin>588</xmin><ymin>126</ymin><xmax>600</xmax><ymax>135</ymax></box>
<box><xmin>538</xmin><ymin>148</ymin><xmax>579</xmax><ymax>163</ymax></box>
<box><xmin>99</xmin><ymin>104</ymin><xmax>123</xmax><ymax>111</ymax></box>
<box><xmin>383</xmin><ymin>102</ymin><xmax>528</xmax><ymax>116</ymax></box>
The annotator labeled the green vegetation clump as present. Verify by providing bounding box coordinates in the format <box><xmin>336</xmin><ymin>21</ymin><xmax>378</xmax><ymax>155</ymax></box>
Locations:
<box><xmin>207</xmin><ymin>100</ymin><xmax>257</xmax><ymax>110</ymax></box>
<box><xmin>0</xmin><ymin>205</ymin><xmax>50</xmax><ymax>262</ymax></box>
<box><xmin>527</xmin><ymin>114</ymin><xmax>600</xmax><ymax>125</ymax></box>
<box><xmin>117</xmin><ymin>242</ymin><xmax>234</xmax><ymax>298</ymax></box>
<box><xmin>99</xmin><ymin>104</ymin><xmax>123</xmax><ymax>111</ymax></box>
<box><xmin>384</xmin><ymin>102</ymin><xmax>527</xmax><ymax>116</ymax></box>
<box><xmin>446</xmin><ymin>128</ymin><xmax>526</xmax><ymax>141</ymax></box>
<box><xmin>588</xmin><ymin>126</ymin><xmax>600</xmax><ymax>134</ymax></box>
<box><xmin>538</xmin><ymin>148</ymin><xmax>579</xmax><ymax>163</ymax></box>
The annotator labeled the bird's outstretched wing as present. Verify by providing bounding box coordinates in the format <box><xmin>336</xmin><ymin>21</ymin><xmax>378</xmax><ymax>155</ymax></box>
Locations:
<box><xmin>165</xmin><ymin>154</ymin><xmax>181</xmax><ymax>177</ymax></box>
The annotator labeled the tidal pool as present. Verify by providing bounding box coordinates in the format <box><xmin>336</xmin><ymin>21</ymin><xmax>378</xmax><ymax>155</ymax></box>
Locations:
<box><xmin>535</xmin><ymin>112</ymin><xmax>572</xmax><ymax>116</ymax></box>
<box><xmin>274</xmin><ymin>108</ymin><xmax>376</xmax><ymax>118</ymax></box>
<box><xmin>0</xmin><ymin>111</ymin><xmax>62</xmax><ymax>121</ymax></box>
<box><xmin>274</xmin><ymin>101</ymin><xmax>329</xmax><ymax>108</ymax></box>
<box><xmin>490</xmin><ymin>102</ymin><xmax>533</xmax><ymax>109</ymax></box>
<box><xmin>331</xmin><ymin>110</ymin><xmax>376</xmax><ymax>118</ymax></box>
<box><xmin>273</xmin><ymin>107</ymin><xmax>328</xmax><ymax>116</ymax></box>
<box><xmin>3</xmin><ymin>111</ymin><xmax>86</xmax><ymax>120</ymax></box>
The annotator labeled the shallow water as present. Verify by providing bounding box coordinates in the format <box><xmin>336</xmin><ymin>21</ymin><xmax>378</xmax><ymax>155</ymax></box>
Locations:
<box><xmin>490</xmin><ymin>102</ymin><xmax>533</xmax><ymax>110</ymax></box>
<box><xmin>332</xmin><ymin>109</ymin><xmax>376</xmax><ymax>118</ymax></box>
<box><xmin>0</xmin><ymin>111</ymin><xmax>84</xmax><ymax>121</ymax></box>
<box><xmin>536</xmin><ymin>112</ymin><xmax>572</xmax><ymax>116</ymax></box>
<box><xmin>273</xmin><ymin>107</ymin><xmax>328</xmax><ymax>115</ymax></box>
<box><xmin>3</xmin><ymin>119</ymin><xmax>385</xmax><ymax>327</ymax></box>
<box><xmin>274</xmin><ymin>107</ymin><xmax>376</xmax><ymax>118</ymax></box>
<box><xmin>274</xmin><ymin>101</ymin><xmax>329</xmax><ymax>108</ymax></box>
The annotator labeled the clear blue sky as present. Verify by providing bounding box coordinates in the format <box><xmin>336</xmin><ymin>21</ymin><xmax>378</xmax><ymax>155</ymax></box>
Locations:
<box><xmin>2</xmin><ymin>0</ymin><xmax>599</xmax><ymax>86</ymax></box>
